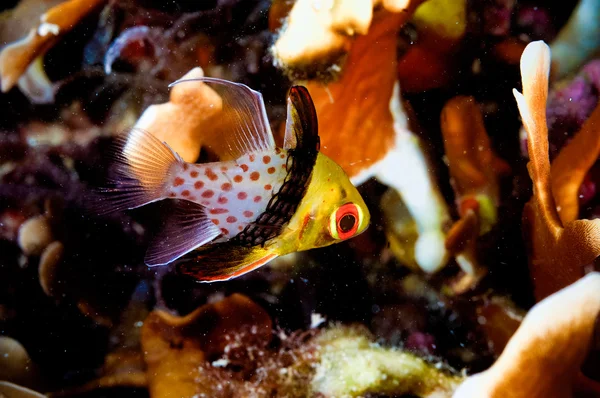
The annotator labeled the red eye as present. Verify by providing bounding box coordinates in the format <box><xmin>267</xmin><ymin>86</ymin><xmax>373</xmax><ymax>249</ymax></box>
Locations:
<box><xmin>333</xmin><ymin>203</ymin><xmax>359</xmax><ymax>240</ymax></box>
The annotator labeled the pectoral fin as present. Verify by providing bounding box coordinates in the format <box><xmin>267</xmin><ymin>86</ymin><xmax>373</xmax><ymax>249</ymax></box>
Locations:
<box><xmin>145</xmin><ymin>200</ymin><xmax>221</xmax><ymax>266</ymax></box>
<box><xmin>177</xmin><ymin>244</ymin><xmax>279</xmax><ymax>282</ymax></box>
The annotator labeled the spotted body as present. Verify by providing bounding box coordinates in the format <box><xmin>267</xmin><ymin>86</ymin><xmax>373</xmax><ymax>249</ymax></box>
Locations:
<box><xmin>167</xmin><ymin>150</ymin><xmax>289</xmax><ymax>238</ymax></box>
<box><xmin>97</xmin><ymin>77</ymin><xmax>370</xmax><ymax>282</ymax></box>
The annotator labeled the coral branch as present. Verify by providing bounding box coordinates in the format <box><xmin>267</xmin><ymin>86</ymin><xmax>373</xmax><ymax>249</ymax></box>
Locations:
<box><xmin>133</xmin><ymin>67</ymin><xmax>223</xmax><ymax>162</ymax></box>
<box><xmin>514</xmin><ymin>40</ymin><xmax>600</xmax><ymax>300</ymax></box>
<box><xmin>551</xmin><ymin>103</ymin><xmax>600</xmax><ymax>223</ymax></box>
<box><xmin>453</xmin><ymin>272</ymin><xmax>600</xmax><ymax>398</ymax></box>
<box><xmin>271</xmin><ymin>0</ymin><xmax>426</xmax><ymax>80</ymax></box>
<box><xmin>0</xmin><ymin>0</ymin><xmax>106</xmax><ymax>94</ymax></box>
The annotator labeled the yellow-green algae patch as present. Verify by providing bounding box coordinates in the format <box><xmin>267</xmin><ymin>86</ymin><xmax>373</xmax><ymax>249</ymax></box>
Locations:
<box><xmin>311</xmin><ymin>326</ymin><xmax>463</xmax><ymax>397</ymax></box>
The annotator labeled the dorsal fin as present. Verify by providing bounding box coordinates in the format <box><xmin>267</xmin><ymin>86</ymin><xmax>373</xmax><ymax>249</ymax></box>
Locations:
<box><xmin>168</xmin><ymin>77</ymin><xmax>275</xmax><ymax>160</ymax></box>
<box><xmin>284</xmin><ymin>86</ymin><xmax>320</xmax><ymax>151</ymax></box>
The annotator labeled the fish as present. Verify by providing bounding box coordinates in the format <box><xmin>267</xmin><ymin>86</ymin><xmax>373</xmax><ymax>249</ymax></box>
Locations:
<box><xmin>96</xmin><ymin>77</ymin><xmax>370</xmax><ymax>282</ymax></box>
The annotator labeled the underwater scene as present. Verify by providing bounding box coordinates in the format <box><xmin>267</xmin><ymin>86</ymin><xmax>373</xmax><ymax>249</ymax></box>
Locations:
<box><xmin>0</xmin><ymin>0</ymin><xmax>599</xmax><ymax>397</ymax></box>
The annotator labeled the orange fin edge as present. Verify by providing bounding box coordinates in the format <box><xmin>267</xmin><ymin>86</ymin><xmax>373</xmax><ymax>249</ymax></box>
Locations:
<box><xmin>177</xmin><ymin>245</ymin><xmax>278</xmax><ymax>283</ymax></box>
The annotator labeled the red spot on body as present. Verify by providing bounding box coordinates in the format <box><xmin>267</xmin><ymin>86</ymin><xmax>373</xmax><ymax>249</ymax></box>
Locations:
<box><xmin>243</xmin><ymin>210</ymin><xmax>254</xmax><ymax>218</ymax></box>
<box><xmin>202</xmin><ymin>190</ymin><xmax>214</xmax><ymax>198</ymax></box>
<box><xmin>190</xmin><ymin>171</ymin><xmax>199</xmax><ymax>178</ymax></box>
<box><xmin>202</xmin><ymin>201</ymin><xmax>210</xmax><ymax>206</ymax></box>
<box><xmin>211</xmin><ymin>219</ymin><xmax>219</xmax><ymax>225</ymax></box>
<box><xmin>188</xmin><ymin>196</ymin><xmax>196</xmax><ymax>201</ymax></box>
<box><xmin>234</xmin><ymin>175</ymin><xmax>243</xmax><ymax>183</ymax></box>
<box><xmin>263</xmin><ymin>155</ymin><xmax>271</xmax><ymax>164</ymax></box>
<box><xmin>218</xmin><ymin>196</ymin><xmax>228</xmax><ymax>204</ymax></box>
<box><xmin>205</xmin><ymin>168</ymin><xmax>218</xmax><ymax>181</ymax></box>
<box><xmin>220</xmin><ymin>166</ymin><xmax>228</xmax><ymax>172</ymax></box>
<box><xmin>181</xmin><ymin>190</ymin><xmax>190</xmax><ymax>197</ymax></box>
<box><xmin>168</xmin><ymin>192</ymin><xmax>176</xmax><ymax>198</ymax></box>
<box><xmin>220</xmin><ymin>228</ymin><xmax>229</xmax><ymax>235</ymax></box>
<box><xmin>237</xmin><ymin>192</ymin><xmax>248</xmax><ymax>200</ymax></box>
<box><xmin>267</xmin><ymin>167</ymin><xmax>276</xmax><ymax>174</ymax></box>
<box><xmin>250</xmin><ymin>172</ymin><xmax>260</xmax><ymax>181</ymax></box>
<box><xmin>222</xmin><ymin>183</ymin><xmax>232</xmax><ymax>191</ymax></box>
<box><xmin>240</xmin><ymin>164</ymin><xmax>249</xmax><ymax>172</ymax></box>
<box><xmin>194</xmin><ymin>181</ymin><xmax>204</xmax><ymax>190</ymax></box>
<box><xmin>249</xmin><ymin>154</ymin><xmax>256</xmax><ymax>162</ymax></box>
<box><xmin>183</xmin><ymin>163</ymin><xmax>189</xmax><ymax>171</ymax></box>
<box><xmin>238</xmin><ymin>225</ymin><xmax>244</xmax><ymax>231</ymax></box>
<box><xmin>254</xmin><ymin>196</ymin><xmax>261</xmax><ymax>203</ymax></box>
<box><xmin>280</xmin><ymin>154</ymin><xmax>285</xmax><ymax>159</ymax></box>
<box><xmin>173</xmin><ymin>177</ymin><xmax>184</xmax><ymax>187</ymax></box>
<box><xmin>210</xmin><ymin>208</ymin><xmax>228</xmax><ymax>214</ymax></box>
<box><xmin>264</xmin><ymin>184</ymin><xmax>272</xmax><ymax>191</ymax></box>
<box><xmin>226</xmin><ymin>216</ymin><xmax>237</xmax><ymax>223</ymax></box>
<box><xmin>299</xmin><ymin>214</ymin><xmax>311</xmax><ymax>241</ymax></box>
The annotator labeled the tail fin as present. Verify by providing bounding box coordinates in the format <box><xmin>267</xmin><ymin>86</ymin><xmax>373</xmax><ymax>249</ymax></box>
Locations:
<box><xmin>93</xmin><ymin>128</ymin><xmax>182</xmax><ymax>215</ymax></box>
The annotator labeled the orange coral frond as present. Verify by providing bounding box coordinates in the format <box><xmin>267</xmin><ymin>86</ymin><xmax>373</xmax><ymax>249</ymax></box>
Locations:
<box><xmin>271</xmin><ymin>0</ymin><xmax>425</xmax><ymax>80</ymax></box>
<box><xmin>513</xmin><ymin>41</ymin><xmax>562</xmax><ymax>236</ymax></box>
<box><xmin>134</xmin><ymin>67</ymin><xmax>223</xmax><ymax>163</ymax></box>
<box><xmin>303</xmin><ymin>11</ymin><xmax>403</xmax><ymax>177</ymax></box>
<box><xmin>551</xmin><ymin>103</ymin><xmax>600</xmax><ymax>223</ymax></box>
<box><xmin>440</xmin><ymin>95</ymin><xmax>509</xmax><ymax>210</ymax></box>
<box><xmin>454</xmin><ymin>272</ymin><xmax>600</xmax><ymax>398</ymax></box>
<box><xmin>0</xmin><ymin>0</ymin><xmax>106</xmax><ymax>92</ymax></box>
<box><xmin>515</xmin><ymin>41</ymin><xmax>600</xmax><ymax>300</ymax></box>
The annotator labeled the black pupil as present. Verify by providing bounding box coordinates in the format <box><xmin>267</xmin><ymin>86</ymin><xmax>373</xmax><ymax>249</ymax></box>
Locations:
<box><xmin>339</xmin><ymin>214</ymin><xmax>356</xmax><ymax>233</ymax></box>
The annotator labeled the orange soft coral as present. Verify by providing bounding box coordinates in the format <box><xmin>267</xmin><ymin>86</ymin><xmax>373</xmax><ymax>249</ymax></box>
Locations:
<box><xmin>513</xmin><ymin>40</ymin><xmax>600</xmax><ymax>300</ymax></box>
<box><xmin>550</xmin><ymin>103</ymin><xmax>600</xmax><ymax>223</ymax></box>
<box><xmin>440</xmin><ymin>96</ymin><xmax>510</xmax><ymax>291</ymax></box>
<box><xmin>453</xmin><ymin>272</ymin><xmax>600</xmax><ymax>398</ymax></box>
<box><xmin>0</xmin><ymin>0</ymin><xmax>106</xmax><ymax>100</ymax></box>
<box><xmin>271</xmin><ymin>0</ymin><xmax>425</xmax><ymax>80</ymax></box>
<box><xmin>133</xmin><ymin>67</ymin><xmax>223</xmax><ymax>163</ymax></box>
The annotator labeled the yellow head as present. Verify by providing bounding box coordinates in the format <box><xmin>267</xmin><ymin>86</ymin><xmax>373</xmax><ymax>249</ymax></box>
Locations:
<box><xmin>280</xmin><ymin>152</ymin><xmax>371</xmax><ymax>253</ymax></box>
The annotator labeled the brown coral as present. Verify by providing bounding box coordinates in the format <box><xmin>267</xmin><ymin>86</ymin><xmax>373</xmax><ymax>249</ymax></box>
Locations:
<box><xmin>271</xmin><ymin>0</ymin><xmax>426</xmax><ymax>80</ymax></box>
<box><xmin>440</xmin><ymin>96</ymin><xmax>510</xmax><ymax>290</ymax></box>
<box><xmin>453</xmin><ymin>272</ymin><xmax>600</xmax><ymax>397</ymax></box>
<box><xmin>0</xmin><ymin>0</ymin><xmax>106</xmax><ymax>94</ymax></box>
<box><xmin>141</xmin><ymin>293</ymin><xmax>272</xmax><ymax>397</ymax></box>
<box><xmin>513</xmin><ymin>40</ymin><xmax>600</xmax><ymax>300</ymax></box>
<box><xmin>550</xmin><ymin>103</ymin><xmax>600</xmax><ymax>223</ymax></box>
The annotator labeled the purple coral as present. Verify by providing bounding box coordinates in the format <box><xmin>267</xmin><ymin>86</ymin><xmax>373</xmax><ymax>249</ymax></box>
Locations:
<box><xmin>547</xmin><ymin>59</ymin><xmax>600</xmax><ymax>157</ymax></box>
<box><xmin>482</xmin><ymin>0</ymin><xmax>515</xmax><ymax>36</ymax></box>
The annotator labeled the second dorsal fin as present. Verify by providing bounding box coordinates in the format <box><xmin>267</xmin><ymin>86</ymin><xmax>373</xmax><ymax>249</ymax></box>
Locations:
<box><xmin>168</xmin><ymin>77</ymin><xmax>275</xmax><ymax>160</ymax></box>
<box><xmin>284</xmin><ymin>86</ymin><xmax>320</xmax><ymax>152</ymax></box>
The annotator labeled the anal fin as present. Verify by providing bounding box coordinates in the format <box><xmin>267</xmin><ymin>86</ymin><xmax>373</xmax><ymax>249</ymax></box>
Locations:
<box><xmin>177</xmin><ymin>244</ymin><xmax>278</xmax><ymax>282</ymax></box>
<box><xmin>145</xmin><ymin>200</ymin><xmax>221</xmax><ymax>266</ymax></box>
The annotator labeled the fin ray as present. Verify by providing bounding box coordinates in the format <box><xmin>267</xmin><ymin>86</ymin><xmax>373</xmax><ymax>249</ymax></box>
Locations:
<box><xmin>145</xmin><ymin>200</ymin><xmax>221</xmax><ymax>266</ymax></box>
<box><xmin>168</xmin><ymin>77</ymin><xmax>275</xmax><ymax>160</ymax></box>
<box><xmin>90</xmin><ymin>128</ymin><xmax>181</xmax><ymax>215</ymax></box>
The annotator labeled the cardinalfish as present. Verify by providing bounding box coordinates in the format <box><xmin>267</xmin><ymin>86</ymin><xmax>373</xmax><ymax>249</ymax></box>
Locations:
<box><xmin>98</xmin><ymin>77</ymin><xmax>370</xmax><ymax>281</ymax></box>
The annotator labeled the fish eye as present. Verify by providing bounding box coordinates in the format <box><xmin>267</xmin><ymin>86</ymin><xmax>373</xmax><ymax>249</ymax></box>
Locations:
<box><xmin>329</xmin><ymin>203</ymin><xmax>361</xmax><ymax>240</ymax></box>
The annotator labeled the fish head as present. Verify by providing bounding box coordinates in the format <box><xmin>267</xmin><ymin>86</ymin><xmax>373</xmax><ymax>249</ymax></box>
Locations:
<box><xmin>288</xmin><ymin>152</ymin><xmax>370</xmax><ymax>251</ymax></box>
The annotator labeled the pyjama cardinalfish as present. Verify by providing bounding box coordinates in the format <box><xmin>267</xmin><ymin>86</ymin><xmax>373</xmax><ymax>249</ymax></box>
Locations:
<box><xmin>96</xmin><ymin>77</ymin><xmax>370</xmax><ymax>282</ymax></box>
